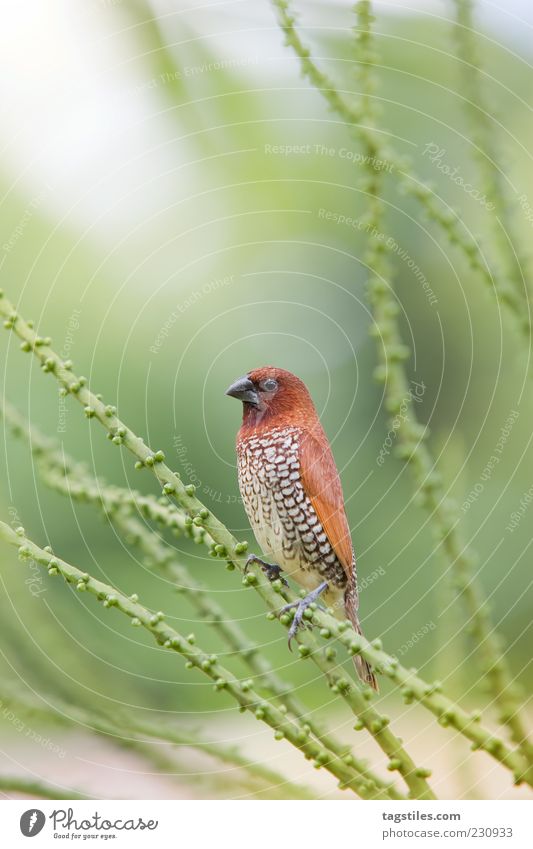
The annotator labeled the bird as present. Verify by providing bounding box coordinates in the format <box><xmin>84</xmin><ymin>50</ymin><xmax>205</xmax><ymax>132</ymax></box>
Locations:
<box><xmin>226</xmin><ymin>366</ymin><xmax>377</xmax><ymax>690</ymax></box>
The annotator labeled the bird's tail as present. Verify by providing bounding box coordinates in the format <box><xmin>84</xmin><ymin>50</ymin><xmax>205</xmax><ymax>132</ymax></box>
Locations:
<box><xmin>343</xmin><ymin>584</ymin><xmax>379</xmax><ymax>692</ymax></box>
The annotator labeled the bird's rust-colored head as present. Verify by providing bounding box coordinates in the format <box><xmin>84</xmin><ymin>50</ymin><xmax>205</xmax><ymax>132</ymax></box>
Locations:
<box><xmin>225</xmin><ymin>366</ymin><xmax>318</xmax><ymax>432</ymax></box>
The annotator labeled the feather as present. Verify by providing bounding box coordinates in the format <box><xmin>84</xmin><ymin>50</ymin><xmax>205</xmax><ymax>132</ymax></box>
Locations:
<box><xmin>300</xmin><ymin>426</ymin><xmax>379</xmax><ymax>690</ymax></box>
<box><xmin>299</xmin><ymin>425</ymin><xmax>353</xmax><ymax>578</ymax></box>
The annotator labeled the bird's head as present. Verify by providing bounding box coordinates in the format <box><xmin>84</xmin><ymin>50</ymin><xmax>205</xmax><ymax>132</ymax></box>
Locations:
<box><xmin>225</xmin><ymin>366</ymin><xmax>317</xmax><ymax>430</ymax></box>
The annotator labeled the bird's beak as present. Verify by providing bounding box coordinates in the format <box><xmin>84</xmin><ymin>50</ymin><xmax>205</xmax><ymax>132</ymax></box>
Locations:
<box><xmin>225</xmin><ymin>376</ymin><xmax>260</xmax><ymax>406</ymax></box>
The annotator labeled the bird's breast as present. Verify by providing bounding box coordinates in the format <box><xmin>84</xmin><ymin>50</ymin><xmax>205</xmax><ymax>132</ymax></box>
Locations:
<box><xmin>237</xmin><ymin>426</ymin><xmax>347</xmax><ymax>592</ymax></box>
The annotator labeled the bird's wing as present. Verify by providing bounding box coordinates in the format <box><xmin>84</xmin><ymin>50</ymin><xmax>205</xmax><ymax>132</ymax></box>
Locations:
<box><xmin>299</xmin><ymin>427</ymin><xmax>353</xmax><ymax>577</ymax></box>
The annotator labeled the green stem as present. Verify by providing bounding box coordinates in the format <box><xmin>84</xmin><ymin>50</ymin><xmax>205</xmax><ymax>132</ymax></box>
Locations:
<box><xmin>451</xmin><ymin>0</ymin><xmax>531</xmax><ymax>309</ymax></box>
<box><xmin>269</xmin><ymin>0</ymin><xmax>530</xmax><ymax>338</ymax></box>
<box><xmin>365</xmin><ymin>275</ymin><xmax>533</xmax><ymax>781</ymax></box>
<box><xmin>360</xmin><ymin>0</ymin><xmax>532</xmax><ymax>783</ymax></box>
<box><xmin>0</xmin><ymin>292</ymin><xmax>433</xmax><ymax>798</ymax></box>
<box><xmin>0</xmin><ymin>291</ymin><xmax>526</xmax><ymax>791</ymax></box>
<box><xmin>0</xmin><ymin>519</ymin><xmax>393</xmax><ymax>801</ymax></box>
<box><xmin>0</xmin><ymin>400</ymin><xmax>396</xmax><ymax>799</ymax></box>
<box><xmin>294</xmin><ymin>602</ymin><xmax>528</xmax><ymax>784</ymax></box>
<box><xmin>267</xmin><ymin>1</ymin><xmax>533</xmax><ymax>783</ymax></box>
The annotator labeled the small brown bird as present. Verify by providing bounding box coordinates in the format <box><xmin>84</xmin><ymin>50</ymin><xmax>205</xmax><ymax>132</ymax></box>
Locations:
<box><xmin>226</xmin><ymin>366</ymin><xmax>377</xmax><ymax>690</ymax></box>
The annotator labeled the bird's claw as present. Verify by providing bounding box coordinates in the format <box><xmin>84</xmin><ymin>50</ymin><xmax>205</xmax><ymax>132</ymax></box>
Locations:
<box><xmin>245</xmin><ymin>554</ymin><xmax>288</xmax><ymax>586</ymax></box>
<box><xmin>284</xmin><ymin>603</ymin><xmax>311</xmax><ymax>649</ymax></box>
<box><xmin>279</xmin><ymin>581</ymin><xmax>328</xmax><ymax>650</ymax></box>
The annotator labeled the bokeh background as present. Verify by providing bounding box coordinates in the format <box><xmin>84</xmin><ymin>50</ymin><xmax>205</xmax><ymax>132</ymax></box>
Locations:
<box><xmin>0</xmin><ymin>0</ymin><xmax>531</xmax><ymax>799</ymax></box>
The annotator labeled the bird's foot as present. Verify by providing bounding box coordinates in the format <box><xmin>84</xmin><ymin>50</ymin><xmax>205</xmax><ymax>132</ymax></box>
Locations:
<box><xmin>245</xmin><ymin>554</ymin><xmax>288</xmax><ymax>586</ymax></box>
<box><xmin>280</xmin><ymin>581</ymin><xmax>328</xmax><ymax>649</ymax></box>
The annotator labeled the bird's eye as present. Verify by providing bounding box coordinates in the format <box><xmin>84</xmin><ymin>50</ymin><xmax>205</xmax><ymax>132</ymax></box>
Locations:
<box><xmin>261</xmin><ymin>378</ymin><xmax>278</xmax><ymax>392</ymax></box>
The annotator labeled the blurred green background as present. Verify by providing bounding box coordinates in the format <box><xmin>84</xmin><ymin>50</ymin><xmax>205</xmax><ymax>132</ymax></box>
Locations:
<box><xmin>0</xmin><ymin>0</ymin><xmax>531</xmax><ymax>793</ymax></box>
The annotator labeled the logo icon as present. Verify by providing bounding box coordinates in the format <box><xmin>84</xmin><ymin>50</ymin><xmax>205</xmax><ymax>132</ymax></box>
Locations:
<box><xmin>20</xmin><ymin>809</ymin><xmax>46</xmax><ymax>837</ymax></box>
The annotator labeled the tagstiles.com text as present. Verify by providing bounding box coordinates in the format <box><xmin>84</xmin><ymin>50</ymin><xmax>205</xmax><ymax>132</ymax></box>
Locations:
<box><xmin>381</xmin><ymin>810</ymin><xmax>513</xmax><ymax>841</ymax></box>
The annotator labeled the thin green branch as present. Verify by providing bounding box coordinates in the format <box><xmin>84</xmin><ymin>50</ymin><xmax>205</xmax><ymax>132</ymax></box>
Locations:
<box><xmin>357</xmin><ymin>89</ymin><xmax>532</xmax><ymax>774</ymax></box>
<box><xmin>2</xmin><ymin>506</ymin><xmax>526</xmax><ymax>790</ymax></box>
<box><xmin>0</xmin><ymin>403</ymin><xmax>208</xmax><ymax>546</ymax></box>
<box><xmin>44</xmin><ymin>481</ymin><xmax>391</xmax><ymax>797</ymax></box>
<box><xmin>0</xmin><ymin>292</ymin><xmax>435</xmax><ymax>799</ymax></box>
<box><xmin>367</xmin><ymin>297</ymin><xmax>533</xmax><ymax>776</ymax></box>
<box><xmin>269</xmin><ymin>0</ymin><xmax>531</xmax><ymax>338</ymax></box>
<box><xmin>0</xmin><ymin>519</ymin><xmax>392</xmax><ymax>801</ymax></box>
<box><xmin>0</xmin><ymin>292</ymin><xmax>528</xmax><ymax>791</ymax></box>
<box><xmin>452</xmin><ymin>0</ymin><xmax>531</xmax><ymax>309</ymax></box>
<box><xmin>286</xmin><ymin>599</ymin><xmax>530</xmax><ymax>784</ymax></box>
<box><xmin>0</xmin><ymin>400</ymin><xmax>396</xmax><ymax>798</ymax></box>
<box><xmin>402</xmin><ymin>180</ymin><xmax>527</xmax><ymax>331</ymax></box>
<box><xmin>358</xmin><ymin>0</ymin><xmax>533</xmax><ymax>782</ymax></box>
<box><xmin>267</xmin><ymin>0</ymin><xmax>533</xmax><ymax>782</ymax></box>
<box><xmin>330</xmin><ymin>5</ymin><xmax>441</xmax><ymax>793</ymax></box>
